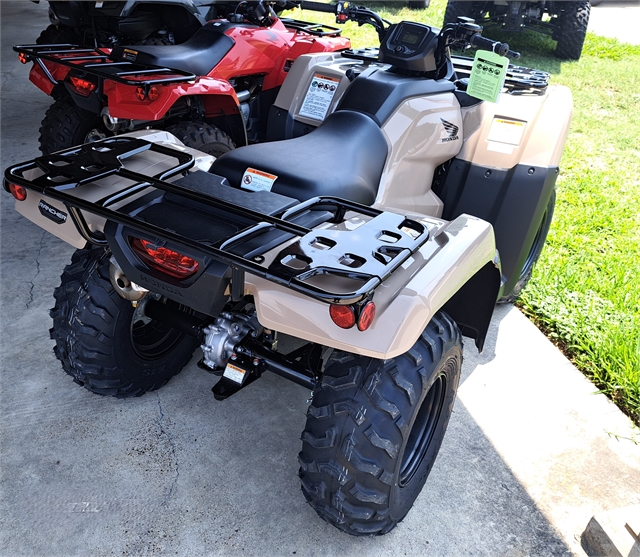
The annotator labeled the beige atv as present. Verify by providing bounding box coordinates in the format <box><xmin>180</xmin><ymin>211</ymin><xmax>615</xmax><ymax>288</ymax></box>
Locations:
<box><xmin>4</xmin><ymin>7</ymin><xmax>571</xmax><ymax>537</ymax></box>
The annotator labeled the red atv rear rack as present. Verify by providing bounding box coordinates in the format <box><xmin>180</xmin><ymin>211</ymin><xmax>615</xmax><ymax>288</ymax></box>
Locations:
<box><xmin>14</xmin><ymin>43</ymin><xmax>196</xmax><ymax>89</ymax></box>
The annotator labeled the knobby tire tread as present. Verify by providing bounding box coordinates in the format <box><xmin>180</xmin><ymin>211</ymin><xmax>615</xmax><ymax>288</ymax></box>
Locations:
<box><xmin>299</xmin><ymin>312</ymin><xmax>462</xmax><ymax>535</ymax></box>
<box><xmin>50</xmin><ymin>247</ymin><xmax>196</xmax><ymax>397</ymax></box>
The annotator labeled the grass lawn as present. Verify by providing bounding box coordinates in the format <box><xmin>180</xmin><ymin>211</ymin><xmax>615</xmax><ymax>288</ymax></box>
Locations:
<box><xmin>291</xmin><ymin>0</ymin><xmax>640</xmax><ymax>424</ymax></box>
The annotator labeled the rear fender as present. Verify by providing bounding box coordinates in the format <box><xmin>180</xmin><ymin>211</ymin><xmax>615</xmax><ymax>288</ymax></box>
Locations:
<box><xmin>246</xmin><ymin>214</ymin><xmax>500</xmax><ymax>359</ymax></box>
<box><xmin>11</xmin><ymin>130</ymin><xmax>215</xmax><ymax>249</ymax></box>
<box><xmin>29</xmin><ymin>61</ymin><xmax>70</xmax><ymax>96</ymax></box>
<box><xmin>104</xmin><ymin>77</ymin><xmax>240</xmax><ymax>121</ymax></box>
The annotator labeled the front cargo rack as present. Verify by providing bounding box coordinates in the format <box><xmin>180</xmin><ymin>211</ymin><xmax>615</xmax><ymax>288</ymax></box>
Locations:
<box><xmin>342</xmin><ymin>48</ymin><xmax>549</xmax><ymax>95</ymax></box>
<box><xmin>14</xmin><ymin>43</ymin><xmax>196</xmax><ymax>88</ymax></box>
<box><xmin>5</xmin><ymin>137</ymin><xmax>430</xmax><ymax>306</ymax></box>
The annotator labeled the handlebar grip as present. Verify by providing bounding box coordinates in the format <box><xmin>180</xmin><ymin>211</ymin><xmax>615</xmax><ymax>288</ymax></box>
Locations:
<box><xmin>470</xmin><ymin>33</ymin><xmax>519</xmax><ymax>58</ymax></box>
<box><xmin>299</xmin><ymin>1</ymin><xmax>337</xmax><ymax>14</ymax></box>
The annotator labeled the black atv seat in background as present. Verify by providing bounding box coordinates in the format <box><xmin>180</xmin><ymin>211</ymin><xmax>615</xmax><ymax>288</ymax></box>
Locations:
<box><xmin>209</xmin><ymin>110</ymin><xmax>388</xmax><ymax>206</ymax></box>
<box><xmin>111</xmin><ymin>23</ymin><xmax>235</xmax><ymax>77</ymax></box>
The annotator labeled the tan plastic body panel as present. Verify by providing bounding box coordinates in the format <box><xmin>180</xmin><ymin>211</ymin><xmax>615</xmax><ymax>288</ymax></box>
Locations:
<box><xmin>14</xmin><ymin>130</ymin><xmax>214</xmax><ymax>249</ymax></box>
<box><xmin>245</xmin><ymin>214</ymin><xmax>496</xmax><ymax>359</ymax></box>
<box><xmin>375</xmin><ymin>94</ymin><xmax>462</xmax><ymax>217</ymax></box>
<box><xmin>272</xmin><ymin>53</ymin><xmax>377</xmax><ymax>126</ymax></box>
<box><xmin>457</xmin><ymin>84</ymin><xmax>573</xmax><ymax>169</ymax></box>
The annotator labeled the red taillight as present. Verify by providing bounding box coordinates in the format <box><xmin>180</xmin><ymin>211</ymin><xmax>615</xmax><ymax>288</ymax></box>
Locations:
<box><xmin>69</xmin><ymin>76</ymin><xmax>96</xmax><ymax>97</ymax></box>
<box><xmin>131</xmin><ymin>238</ymin><xmax>199</xmax><ymax>279</ymax></box>
<box><xmin>357</xmin><ymin>301</ymin><xmax>376</xmax><ymax>331</ymax></box>
<box><xmin>329</xmin><ymin>304</ymin><xmax>356</xmax><ymax>329</ymax></box>
<box><xmin>18</xmin><ymin>52</ymin><xmax>28</xmax><ymax>64</ymax></box>
<box><xmin>8</xmin><ymin>183</ymin><xmax>27</xmax><ymax>201</ymax></box>
<box><xmin>135</xmin><ymin>86</ymin><xmax>159</xmax><ymax>102</ymax></box>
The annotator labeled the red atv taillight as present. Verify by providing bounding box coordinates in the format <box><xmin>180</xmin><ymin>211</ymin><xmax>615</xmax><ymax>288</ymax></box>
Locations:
<box><xmin>69</xmin><ymin>76</ymin><xmax>97</xmax><ymax>97</ymax></box>
<box><xmin>131</xmin><ymin>238</ymin><xmax>199</xmax><ymax>279</ymax></box>
<box><xmin>329</xmin><ymin>301</ymin><xmax>376</xmax><ymax>331</ymax></box>
<box><xmin>8</xmin><ymin>183</ymin><xmax>27</xmax><ymax>201</ymax></box>
<box><xmin>357</xmin><ymin>301</ymin><xmax>376</xmax><ymax>332</ymax></box>
<box><xmin>18</xmin><ymin>52</ymin><xmax>28</xmax><ymax>64</ymax></box>
<box><xmin>329</xmin><ymin>304</ymin><xmax>356</xmax><ymax>329</ymax></box>
<box><xmin>135</xmin><ymin>86</ymin><xmax>159</xmax><ymax>101</ymax></box>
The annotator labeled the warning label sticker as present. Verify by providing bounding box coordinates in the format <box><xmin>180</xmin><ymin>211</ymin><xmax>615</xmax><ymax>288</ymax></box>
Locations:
<box><xmin>487</xmin><ymin>117</ymin><xmax>526</xmax><ymax>146</ymax></box>
<box><xmin>299</xmin><ymin>74</ymin><xmax>340</xmax><ymax>121</ymax></box>
<box><xmin>241</xmin><ymin>168</ymin><xmax>278</xmax><ymax>192</ymax></box>
<box><xmin>223</xmin><ymin>362</ymin><xmax>247</xmax><ymax>384</ymax></box>
<box><xmin>122</xmin><ymin>48</ymin><xmax>138</xmax><ymax>62</ymax></box>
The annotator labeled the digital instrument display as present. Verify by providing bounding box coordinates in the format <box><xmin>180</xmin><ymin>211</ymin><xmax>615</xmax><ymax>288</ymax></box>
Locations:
<box><xmin>399</xmin><ymin>29</ymin><xmax>423</xmax><ymax>46</ymax></box>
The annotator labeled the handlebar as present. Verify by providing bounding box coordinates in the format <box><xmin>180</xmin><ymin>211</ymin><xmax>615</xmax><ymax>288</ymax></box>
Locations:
<box><xmin>469</xmin><ymin>32</ymin><xmax>520</xmax><ymax>59</ymax></box>
<box><xmin>299</xmin><ymin>0</ymin><xmax>337</xmax><ymax>14</ymax></box>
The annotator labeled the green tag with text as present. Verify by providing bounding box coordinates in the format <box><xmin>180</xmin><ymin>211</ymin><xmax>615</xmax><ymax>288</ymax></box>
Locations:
<box><xmin>467</xmin><ymin>49</ymin><xmax>509</xmax><ymax>103</ymax></box>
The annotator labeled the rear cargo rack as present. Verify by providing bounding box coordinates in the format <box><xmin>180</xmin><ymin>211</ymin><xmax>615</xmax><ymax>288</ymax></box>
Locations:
<box><xmin>13</xmin><ymin>43</ymin><xmax>196</xmax><ymax>88</ymax></box>
<box><xmin>342</xmin><ymin>49</ymin><xmax>549</xmax><ymax>95</ymax></box>
<box><xmin>5</xmin><ymin>137</ymin><xmax>429</xmax><ymax>306</ymax></box>
<box><xmin>281</xmin><ymin>18</ymin><xmax>342</xmax><ymax>37</ymax></box>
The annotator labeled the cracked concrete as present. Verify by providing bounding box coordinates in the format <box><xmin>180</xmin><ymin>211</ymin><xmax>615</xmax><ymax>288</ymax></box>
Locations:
<box><xmin>25</xmin><ymin>230</ymin><xmax>46</xmax><ymax>309</ymax></box>
<box><xmin>157</xmin><ymin>397</ymin><xmax>180</xmax><ymax>507</ymax></box>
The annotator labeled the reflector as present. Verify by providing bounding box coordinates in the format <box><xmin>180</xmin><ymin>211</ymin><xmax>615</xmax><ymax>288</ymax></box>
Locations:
<box><xmin>329</xmin><ymin>304</ymin><xmax>356</xmax><ymax>329</ymax></box>
<box><xmin>8</xmin><ymin>183</ymin><xmax>27</xmax><ymax>201</ymax></box>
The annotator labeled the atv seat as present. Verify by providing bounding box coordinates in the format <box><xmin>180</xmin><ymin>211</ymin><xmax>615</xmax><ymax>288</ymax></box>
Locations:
<box><xmin>111</xmin><ymin>23</ymin><xmax>235</xmax><ymax>77</ymax></box>
<box><xmin>209</xmin><ymin>110</ymin><xmax>388</xmax><ymax>206</ymax></box>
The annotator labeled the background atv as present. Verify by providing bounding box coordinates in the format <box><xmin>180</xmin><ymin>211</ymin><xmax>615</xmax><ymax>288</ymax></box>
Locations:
<box><xmin>17</xmin><ymin>0</ymin><xmax>350</xmax><ymax>156</ymax></box>
<box><xmin>37</xmin><ymin>0</ymin><xmax>277</xmax><ymax>47</ymax></box>
<box><xmin>443</xmin><ymin>0</ymin><xmax>591</xmax><ymax>59</ymax></box>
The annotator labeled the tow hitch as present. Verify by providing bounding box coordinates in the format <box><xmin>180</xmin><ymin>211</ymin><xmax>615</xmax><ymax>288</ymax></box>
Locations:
<box><xmin>143</xmin><ymin>302</ymin><xmax>321</xmax><ymax>400</ymax></box>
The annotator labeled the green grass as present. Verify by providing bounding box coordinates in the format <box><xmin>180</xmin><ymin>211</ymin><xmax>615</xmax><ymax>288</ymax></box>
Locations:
<box><xmin>291</xmin><ymin>1</ymin><xmax>640</xmax><ymax>423</ymax></box>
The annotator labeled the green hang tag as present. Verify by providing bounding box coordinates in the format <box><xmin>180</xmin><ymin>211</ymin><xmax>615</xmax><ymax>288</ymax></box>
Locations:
<box><xmin>467</xmin><ymin>49</ymin><xmax>509</xmax><ymax>103</ymax></box>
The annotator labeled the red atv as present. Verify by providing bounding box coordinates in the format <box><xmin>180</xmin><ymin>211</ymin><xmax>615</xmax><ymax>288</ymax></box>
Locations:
<box><xmin>15</xmin><ymin>1</ymin><xmax>350</xmax><ymax>155</ymax></box>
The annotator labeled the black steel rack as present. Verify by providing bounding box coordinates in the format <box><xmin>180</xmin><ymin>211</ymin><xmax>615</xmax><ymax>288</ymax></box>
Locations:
<box><xmin>342</xmin><ymin>48</ymin><xmax>549</xmax><ymax>95</ymax></box>
<box><xmin>281</xmin><ymin>18</ymin><xmax>342</xmax><ymax>37</ymax></box>
<box><xmin>14</xmin><ymin>43</ymin><xmax>196</xmax><ymax>89</ymax></box>
<box><xmin>5</xmin><ymin>137</ymin><xmax>430</xmax><ymax>306</ymax></box>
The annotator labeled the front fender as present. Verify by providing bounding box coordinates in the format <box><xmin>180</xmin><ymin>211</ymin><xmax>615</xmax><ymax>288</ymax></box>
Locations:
<box><xmin>246</xmin><ymin>214</ymin><xmax>500</xmax><ymax>359</ymax></box>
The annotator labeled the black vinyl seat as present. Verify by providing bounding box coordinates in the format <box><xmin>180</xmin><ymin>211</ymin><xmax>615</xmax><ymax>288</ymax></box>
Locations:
<box><xmin>111</xmin><ymin>23</ymin><xmax>235</xmax><ymax>77</ymax></box>
<box><xmin>209</xmin><ymin>110</ymin><xmax>389</xmax><ymax>206</ymax></box>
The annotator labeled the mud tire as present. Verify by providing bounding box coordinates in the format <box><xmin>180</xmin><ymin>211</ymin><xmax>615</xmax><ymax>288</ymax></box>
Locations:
<box><xmin>554</xmin><ymin>2</ymin><xmax>590</xmax><ymax>60</ymax></box>
<box><xmin>50</xmin><ymin>247</ymin><xmax>199</xmax><ymax>397</ymax></box>
<box><xmin>39</xmin><ymin>98</ymin><xmax>107</xmax><ymax>155</ymax></box>
<box><xmin>408</xmin><ymin>1</ymin><xmax>431</xmax><ymax>9</ymax></box>
<box><xmin>299</xmin><ymin>312</ymin><xmax>462</xmax><ymax>536</ymax></box>
<box><xmin>443</xmin><ymin>0</ymin><xmax>484</xmax><ymax>24</ymax></box>
<box><xmin>500</xmin><ymin>190</ymin><xmax>555</xmax><ymax>303</ymax></box>
<box><xmin>166</xmin><ymin>121</ymin><xmax>235</xmax><ymax>158</ymax></box>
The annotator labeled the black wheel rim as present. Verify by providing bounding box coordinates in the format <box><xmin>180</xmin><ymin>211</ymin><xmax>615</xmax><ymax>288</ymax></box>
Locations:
<box><xmin>130</xmin><ymin>301</ymin><xmax>186</xmax><ymax>361</ymax></box>
<box><xmin>398</xmin><ymin>373</ymin><xmax>447</xmax><ymax>487</ymax></box>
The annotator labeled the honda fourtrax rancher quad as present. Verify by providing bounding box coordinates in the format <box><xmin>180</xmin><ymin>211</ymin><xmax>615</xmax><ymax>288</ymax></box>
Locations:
<box><xmin>5</xmin><ymin>3</ymin><xmax>572</xmax><ymax>536</ymax></box>
<box><xmin>15</xmin><ymin>1</ymin><xmax>350</xmax><ymax>155</ymax></box>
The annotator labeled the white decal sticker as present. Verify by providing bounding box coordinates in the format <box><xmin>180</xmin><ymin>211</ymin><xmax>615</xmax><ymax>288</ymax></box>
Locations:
<box><xmin>241</xmin><ymin>168</ymin><xmax>277</xmax><ymax>192</ymax></box>
<box><xmin>487</xmin><ymin>118</ymin><xmax>526</xmax><ymax>146</ymax></box>
<box><xmin>299</xmin><ymin>74</ymin><xmax>340</xmax><ymax>121</ymax></box>
<box><xmin>223</xmin><ymin>362</ymin><xmax>247</xmax><ymax>384</ymax></box>
<box><xmin>487</xmin><ymin>141</ymin><xmax>515</xmax><ymax>155</ymax></box>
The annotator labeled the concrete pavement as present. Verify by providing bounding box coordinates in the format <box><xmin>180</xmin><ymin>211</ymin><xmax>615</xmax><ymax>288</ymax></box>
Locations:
<box><xmin>1</xmin><ymin>2</ymin><xmax>638</xmax><ymax>556</ymax></box>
